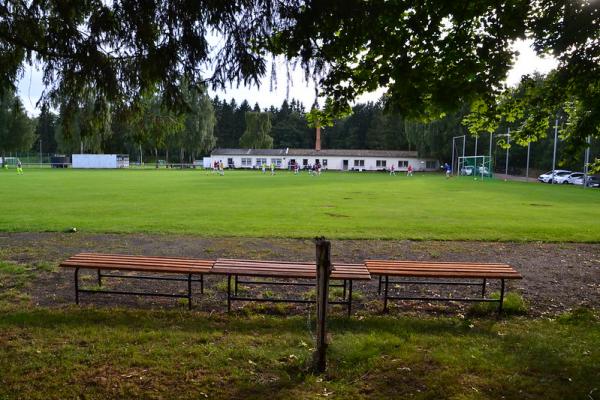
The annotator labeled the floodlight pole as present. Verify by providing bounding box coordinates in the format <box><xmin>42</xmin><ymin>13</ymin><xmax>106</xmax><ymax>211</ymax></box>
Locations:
<box><xmin>583</xmin><ymin>136</ymin><xmax>591</xmax><ymax>190</ymax></box>
<box><xmin>451</xmin><ymin>139</ymin><xmax>455</xmax><ymax>175</ymax></box>
<box><xmin>462</xmin><ymin>135</ymin><xmax>466</xmax><ymax>164</ymax></box>
<box><xmin>505</xmin><ymin>128</ymin><xmax>510</xmax><ymax>177</ymax></box>
<box><xmin>526</xmin><ymin>141</ymin><xmax>531</xmax><ymax>181</ymax></box>
<box><xmin>451</xmin><ymin>135</ymin><xmax>465</xmax><ymax>175</ymax></box>
<box><xmin>474</xmin><ymin>135</ymin><xmax>478</xmax><ymax>156</ymax></box>
<box><xmin>489</xmin><ymin>132</ymin><xmax>493</xmax><ymax>172</ymax></box>
<box><xmin>39</xmin><ymin>138</ymin><xmax>42</xmax><ymax>165</ymax></box>
<box><xmin>551</xmin><ymin>117</ymin><xmax>559</xmax><ymax>184</ymax></box>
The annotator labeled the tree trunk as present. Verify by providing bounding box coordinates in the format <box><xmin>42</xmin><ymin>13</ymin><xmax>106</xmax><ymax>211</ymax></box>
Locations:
<box><xmin>166</xmin><ymin>148</ymin><xmax>169</xmax><ymax>165</ymax></box>
<box><xmin>180</xmin><ymin>147</ymin><xmax>184</xmax><ymax>168</ymax></box>
<box><xmin>315</xmin><ymin>125</ymin><xmax>321</xmax><ymax>151</ymax></box>
<box><xmin>312</xmin><ymin>237</ymin><xmax>332</xmax><ymax>373</ymax></box>
<box><xmin>155</xmin><ymin>148</ymin><xmax>159</xmax><ymax>168</ymax></box>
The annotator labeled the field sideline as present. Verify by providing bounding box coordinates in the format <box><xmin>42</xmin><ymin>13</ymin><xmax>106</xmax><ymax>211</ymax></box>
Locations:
<box><xmin>1</xmin><ymin>168</ymin><xmax>598</xmax><ymax>241</ymax></box>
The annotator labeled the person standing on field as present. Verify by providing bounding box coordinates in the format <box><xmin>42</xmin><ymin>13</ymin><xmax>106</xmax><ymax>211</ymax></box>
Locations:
<box><xmin>444</xmin><ymin>162</ymin><xmax>451</xmax><ymax>178</ymax></box>
<box><xmin>261</xmin><ymin>162</ymin><xmax>266</xmax><ymax>174</ymax></box>
<box><xmin>219</xmin><ymin>160</ymin><xmax>224</xmax><ymax>176</ymax></box>
<box><xmin>407</xmin><ymin>164</ymin><xmax>413</xmax><ymax>176</ymax></box>
<box><xmin>16</xmin><ymin>159</ymin><xmax>23</xmax><ymax>175</ymax></box>
<box><xmin>270</xmin><ymin>162</ymin><xmax>275</xmax><ymax>175</ymax></box>
<box><xmin>390</xmin><ymin>164</ymin><xmax>396</xmax><ymax>176</ymax></box>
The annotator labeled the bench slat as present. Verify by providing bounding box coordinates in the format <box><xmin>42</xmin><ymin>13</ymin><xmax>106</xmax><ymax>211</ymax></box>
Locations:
<box><xmin>60</xmin><ymin>253</ymin><xmax>214</xmax><ymax>273</ymax></box>
<box><xmin>212</xmin><ymin>259</ymin><xmax>371</xmax><ymax>280</ymax></box>
<box><xmin>69</xmin><ymin>254</ymin><xmax>212</xmax><ymax>266</ymax></box>
<box><xmin>365</xmin><ymin>260</ymin><xmax>521</xmax><ymax>279</ymax></box>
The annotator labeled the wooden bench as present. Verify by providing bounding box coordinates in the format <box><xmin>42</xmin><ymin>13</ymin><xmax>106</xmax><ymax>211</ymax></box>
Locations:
<box><xmin>210</xmin><ymin>258</ymin><xmax>372</xmax><ymax>316</ymax></box>
<box><xmin>365</xmin><ymin>260</ymin><xmax>522</xmax><ymax>313</ymax></box>
<box><xmin>60</xmin><ymin>253</ymin><xmax>215</xmax><ymax>309</ymax></box>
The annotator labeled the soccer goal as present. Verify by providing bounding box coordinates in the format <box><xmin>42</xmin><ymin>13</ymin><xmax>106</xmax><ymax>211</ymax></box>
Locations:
<box><xmin>457</xmin><ymin>156</ymin><xmax>493</xmax><ymax>179</ymax></box>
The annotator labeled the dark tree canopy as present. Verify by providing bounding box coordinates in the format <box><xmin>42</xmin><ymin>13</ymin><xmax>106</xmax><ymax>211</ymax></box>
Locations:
<box><xmin>0</xmin><ymin>0</ymin><xmax>533</xmax><ymax>113</ymax></box>
<box><xmin>1</xmin><ymin>0</ymin><xmax>598</xmax><ymax>161</ymax></box>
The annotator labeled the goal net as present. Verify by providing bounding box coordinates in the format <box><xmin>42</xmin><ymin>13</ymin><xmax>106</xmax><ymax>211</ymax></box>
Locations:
<box><xmin>457</xmin><ymin>156</ymin><xmax>493</xmax><ymax>179</ymax></box>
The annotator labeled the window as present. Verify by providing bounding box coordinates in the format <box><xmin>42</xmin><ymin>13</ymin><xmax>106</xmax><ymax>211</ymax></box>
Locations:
<box><xmin>271</xmin><ymin>158</ymin><xmax>282</xmax><ymax>167</ymax></box>
<box><xmin>376</xmin><ymin>160</ymin><xmax>387</xmax><ymax>167</ymax></box>
<box><xmin>354</xmin><ymin>159</ymin><xmax>365</xmax><ymax>167</ymax></box>
<box><xmin>256</xmin><ymin>158</ymin><xmax>267</xmax><ymax>166</ymax></box>
<box><xmin>426</xmin><ymin>161</ymin><xmax>436</xmax><ymax>169</ymax></box>
<box><xmin>398</xmin><ymin>160</ymin><xmax>408</xmax><ymax>168</ymax></box>
<box><xmin>241</xmin><ymin>158</ymin><xmax>252</xmax><ymax>167</ymax></box>
<box><xmin>303</xmin><ymin>159</ymin><xmax>308</xmax><ymax>166</ymax></box>
<box><xmin>322</xmin><ymin>159</ymin><xmax>328</xmax><ymax>167</ymax></box>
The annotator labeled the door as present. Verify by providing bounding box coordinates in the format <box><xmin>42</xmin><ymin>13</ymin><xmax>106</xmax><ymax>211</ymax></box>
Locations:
<box><xmin>227</xmin><ymin>158</ymin><xmax>234</xmax><ymax>168</ymax></box>
<box><xmin>342</xmin><ymin>160</ymin><xmax>349</xmax><ymax>170</ymax></box>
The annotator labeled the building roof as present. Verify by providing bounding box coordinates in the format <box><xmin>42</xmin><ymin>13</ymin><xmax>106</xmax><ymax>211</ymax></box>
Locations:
<box><xmin>211</xmin><ymin>148</ymin><xmax>287</xmax><ymax>156</ymax></box>
<box><xmin>287</xmin><ymin>149</ymin><xmax>418</xmax><ymax>158</ymax></box>
<box><xmin>211</xmin><ymin>148</ymin><xmax>419</xmax><ymax>158</ymax></box>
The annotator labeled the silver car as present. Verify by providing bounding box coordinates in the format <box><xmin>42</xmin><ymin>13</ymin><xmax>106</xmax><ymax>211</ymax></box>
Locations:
<box><xmin>538</xmin><ymin>170</ymin><xmax>571</xmax><ymax>183</ymax></box>
<box><xmin>552</xmin><ymin>171</ymin><xmax>574</xmax><ymax>184</ymax></box>
<box><xmin>566</xmin><ymin>172</ymin><xmax>585</xmax><ymax>185</ymax></box>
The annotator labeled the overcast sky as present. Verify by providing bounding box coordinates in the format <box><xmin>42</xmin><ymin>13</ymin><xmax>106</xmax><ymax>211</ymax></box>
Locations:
<box><xmin>17</xmin><ymin>39</ymin><xmax>558</xmax><ymax>116</ymax></box>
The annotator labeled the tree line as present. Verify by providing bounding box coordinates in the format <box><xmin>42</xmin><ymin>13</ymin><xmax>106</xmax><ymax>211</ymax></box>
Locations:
<box><xmin>1</xmin><ymin>77</ymin><xmax>597</xmax><ymax>172</ymax></box>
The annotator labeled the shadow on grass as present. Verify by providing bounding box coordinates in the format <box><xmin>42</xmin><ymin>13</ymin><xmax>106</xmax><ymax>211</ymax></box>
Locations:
<box><xmin>0</xmin><ymin>305</ymin><xmax>496</xmax><ymax>337</ymax></box>
<box><xmin>0</xmin><ymin>306</ymin><xmax>597</xmax><ymax>399</ymax></box>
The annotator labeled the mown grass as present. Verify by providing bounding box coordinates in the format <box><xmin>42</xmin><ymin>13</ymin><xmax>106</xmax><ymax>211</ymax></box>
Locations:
<box><xmin>0</xmin><ymin>305</ymin><xmax>598</xmax><ymax>399</ymax></box>
<box><xmin>0</xmin><ymin>168</ymin><xmax>599</xmax><ymax>241</ymax></box>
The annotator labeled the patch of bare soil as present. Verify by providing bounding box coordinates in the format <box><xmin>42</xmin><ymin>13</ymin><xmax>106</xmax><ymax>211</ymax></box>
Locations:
<box><xmin>0</xmin><ymin>232</ymin><xmax>598</xmax><ymax>316</ymax></box>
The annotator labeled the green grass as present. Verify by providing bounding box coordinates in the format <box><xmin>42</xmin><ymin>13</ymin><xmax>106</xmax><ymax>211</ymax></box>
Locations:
<box><xmin>1</xmin><ymin>168</ymin><xmax>599</xmax><ymax>241</ymax></box>
<box><xmin>0</xmin><ymin>306</ymin><xmax>597</xmax><ymax>399</ymax></box>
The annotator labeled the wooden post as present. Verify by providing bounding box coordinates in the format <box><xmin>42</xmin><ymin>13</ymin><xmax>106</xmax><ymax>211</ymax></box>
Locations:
<box><xmin>312</xmin><ymin>237</ymin><xmax>332</xmax><ymax>373</ymax></box>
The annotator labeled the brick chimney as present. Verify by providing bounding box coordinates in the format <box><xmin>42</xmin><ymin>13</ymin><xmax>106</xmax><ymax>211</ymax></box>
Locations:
<box><xmin>315</xmin><ymin>126</ymin><xmax>321</xmax><ymax>151</ymax></box>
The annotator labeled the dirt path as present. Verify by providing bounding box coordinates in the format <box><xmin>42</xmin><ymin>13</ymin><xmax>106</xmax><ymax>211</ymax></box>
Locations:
<box><xmin>0</xmin><ymin>232</ymin><xmax>598</xmax><ymax>315</ymax></box>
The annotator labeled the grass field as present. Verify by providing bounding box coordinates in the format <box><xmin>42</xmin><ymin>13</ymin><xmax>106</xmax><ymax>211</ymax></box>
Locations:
<box><xmin>1</xmin><ymin>168</ymin><xmax>599</xmax><ymax>241</ymax></box>
<box><xmin>0</xmin><ymin>303</ymin><xmax>598</xmax><ymax>399</ymax></box>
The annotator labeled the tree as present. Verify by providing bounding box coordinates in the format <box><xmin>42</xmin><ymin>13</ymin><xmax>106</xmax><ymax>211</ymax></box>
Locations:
<box><xmin>3</xmin><ymin>1</ymin><xmax>598</xmax><ymax>160</ymax></box>
<box><xmin>54</xmin><ymin>96</ymin><xmax>112</xmax><ymax>154</ymax></box>
<box><xmin>126</xmin><ymin>92</ymin><xmax>185</xmax><ymax>166</ymax></box>
<box><xmin>306</xmin><ymin>99</ymin><xmax>351</xmax><ymax>150</ymax></box>
<box><xmin>239</xmin><ymin>112</ymin><xmax>273</xmax><ymax>149</ymax></box>
<box><xmin>35</xmin><ymin>104</ymin><xmax>58</xmax><ymax>154</ymax></box>
<box><xmin>180</xmin><ymin>84</ymin><xmax>216</xmax><ymax>162</ymax></box>
<box><xmin>0</xmin><ymin>91</ymin><xmax>35</xmax><ymax>157</ymax></box>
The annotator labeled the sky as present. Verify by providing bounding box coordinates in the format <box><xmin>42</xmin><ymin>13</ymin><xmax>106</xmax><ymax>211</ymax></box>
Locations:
<box><xmin>17</xmin><ymin>39</ymin><xmax>558</xmax><ymax>116</ymax></box>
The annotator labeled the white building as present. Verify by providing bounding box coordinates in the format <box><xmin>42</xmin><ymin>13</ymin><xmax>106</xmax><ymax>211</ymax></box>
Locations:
<box><xmin>72</xmin><ymin>154</ymin><xmax>129</xmax><ymax>169</ymax></box>
<box><xmin>210</xmin><ymin>148</ymin><xmax>438</xmax><ymax>172</ymax></box>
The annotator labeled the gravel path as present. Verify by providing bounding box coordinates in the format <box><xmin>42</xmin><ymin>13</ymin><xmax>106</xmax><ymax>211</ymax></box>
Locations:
<box><xmin>0</xmin><ymin>232</ymin><xmax>598</xmax><ymax>316</ymax></box>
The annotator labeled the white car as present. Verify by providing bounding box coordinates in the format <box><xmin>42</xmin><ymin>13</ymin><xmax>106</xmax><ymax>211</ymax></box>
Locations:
<box><xmin>565</xmin><ymin>172</ymin><xmax>585</xmax><ymax>185</ymax></box>
<box><xmin>460</xmin><ymin>166</ymin><xmax>474</xmax><ymax>176</ymax></box>
<box><xmin>538</xmin><ymin>170</ymin><xmax>571</xmax><ymax>183</ymax></box>
<box><xmin>553</xmin><ymin>171</ymin><xmax>574</xmax><ymax>184</ymax></box>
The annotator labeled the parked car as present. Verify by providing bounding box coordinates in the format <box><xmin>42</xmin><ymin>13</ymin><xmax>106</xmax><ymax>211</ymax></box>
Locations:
<box><xmin>538</xmin><ymin>170</ymin><xmax>570</xmax><ymax>183</ymax></box>
<box><xmin>565</xmin><ymin>172</ymin><xmax>585</xmax><ymax>185</ymax></box>
<box><xmin>553</xmin><ymin>171</ymin><xmax>574</xmax><ymax>184</ymax></box>
<box><xmin>586</xmin><ymin>175</ymin><xmax>600</xmax><ymax>188</ymax></box>
<box><xmin>460</xmin><ymin>166</ymin><xmax>474</xmax><ymax>176</ymax></box>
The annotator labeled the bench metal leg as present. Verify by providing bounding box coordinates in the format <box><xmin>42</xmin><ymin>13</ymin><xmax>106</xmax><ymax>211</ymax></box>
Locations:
<box><xmin>481</xmin><ymin>278</ymin><xmax>487</xmax><ymax>298</ymax></box>
<box><xmin>200</xmin><ymin>274</ymin><xmax>204</xmax><ymax>294</ymax></box>
<box><xmin>75</xmin><ymin>267</ymin><xmax>80</xmax><ymax>305</ymax></box>
<box><xmin>498</xmin><ymin>279</ymin><xmax>505</xmax><ymax>314</ymax></box>
<box><xmin>378</xmin><ymin>275</ymin><xmax>382</xmax><ymax>295</ymax></box>
<box><xmin>187</xmin><ymin>273</ymin><xmax>192</xmax><ymax>310</ymax></box>
<box><xmin>234</xmin><ymin>275</ymin><xmax>239</xmax><ymax>296</ymax></box>
<box><xmin>347</xmin><ymin>280</ymin><xmax>353</xmax><ymax>317</ymax></box>
<box><xmin>342</xmin><ymin>279</ymin><xmax>347</xmax><ymax>299</ymax></box>
<box><xmin>227</xmin><ymin>275</ymin><xmax>232</xmax><ymax>312</ymax></box>
<box><xmin>97</xmin><ymin>269</ymin><xmax>102</xmax><ymax>286</ymax></box>
<box><xmin>383</xmin><ymin>275</ymin><xmax>389</xmax><ymax>313</ymax></box>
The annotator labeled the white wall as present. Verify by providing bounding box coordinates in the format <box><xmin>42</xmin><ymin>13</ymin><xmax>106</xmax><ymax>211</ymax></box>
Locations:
<box><xmin>212</xmin><ymin>154</ymin><xmax>439</xmax><ymax>171</ymax></box>
<box><xmin>72</xmin><ymin>154</ymin><xmax>117</xmax><ymax>169</ymax></box>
